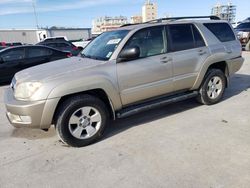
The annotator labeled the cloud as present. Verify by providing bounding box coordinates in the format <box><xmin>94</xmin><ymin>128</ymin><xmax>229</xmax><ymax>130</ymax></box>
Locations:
<box><xmin>0</xmin><ymin>0</ymin><xmax>32</xmax><ymax>4</ymax></box>
<box><xmin>0</xmin><ymin>0</ymin><xmax>119</xmax><ymax>15</ymax></box>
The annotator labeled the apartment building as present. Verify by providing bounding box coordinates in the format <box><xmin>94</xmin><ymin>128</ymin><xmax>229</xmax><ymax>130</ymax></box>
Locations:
<box><xmin>211</xmin><ymin>2</ymin><xmax>236</xmax><ymax>23</ymax></box>
<box><xmin>92</xmin><ymin>16</ymin><xmax>128</xmax><ymax>34</ymax></box>
<box><xmin>142</xmin><ymin>0</ymin><xmax>158</xmax><ymax>22</ymax></box>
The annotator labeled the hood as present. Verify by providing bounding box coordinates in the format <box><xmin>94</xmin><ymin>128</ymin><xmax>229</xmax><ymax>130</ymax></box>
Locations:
<box><xmin>15</xmin><ymin>57</ymin><xmax>105</xmax><ymax>83</ymax></box>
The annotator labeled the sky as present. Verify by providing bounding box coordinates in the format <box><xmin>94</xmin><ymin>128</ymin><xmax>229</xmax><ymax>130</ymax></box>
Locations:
<box><xmin>0</xmin><ymin>0</ymin><xmax>249</xmax><ymax>29</ymax></box>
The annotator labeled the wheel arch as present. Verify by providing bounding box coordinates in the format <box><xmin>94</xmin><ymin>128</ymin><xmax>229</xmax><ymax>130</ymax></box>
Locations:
<box><xmin>52</xmin><ymin>88</ymin><xmax>117</xmax><ymax>126</ymax></box>
<box><xmin>192</xmin><ymin>60</ymin><xmax>229</xmax><ymax>90</ymax></box>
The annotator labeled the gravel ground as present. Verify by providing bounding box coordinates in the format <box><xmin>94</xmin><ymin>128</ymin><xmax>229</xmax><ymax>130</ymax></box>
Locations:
<box><xmin>0</xmin><ymin>52</ymin><xmax>250</xmax><ymax>188</ymax></box>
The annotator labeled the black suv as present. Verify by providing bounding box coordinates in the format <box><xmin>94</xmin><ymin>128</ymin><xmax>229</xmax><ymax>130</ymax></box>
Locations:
<box><xmin>235</xmin><ymin>22</ymin><xmax>250</xmax><ymax>51</ymax></box>
<box><xmin>37</xmin><ymin>38</ymin><xmax>83</xmax><ymax>56</ymax></box>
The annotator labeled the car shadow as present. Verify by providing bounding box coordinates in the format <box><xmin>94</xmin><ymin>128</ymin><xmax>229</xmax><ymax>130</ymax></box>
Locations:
<box><xmin>103</xmin><ymin>73</ymin><xmax>250</xmax><ymax>141</ymax></box>
<box><xmin>223</xmin><ymin>73</ymin><xmax>250</xmax><ymax>99</ymax></box>
<box><xmin>11</xmin><ymin>127</ymin><xmax>56</xmax><ymax>140</ymax></box>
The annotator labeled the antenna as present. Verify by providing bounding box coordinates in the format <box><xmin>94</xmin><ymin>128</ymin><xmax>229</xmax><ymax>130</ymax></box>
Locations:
<box><xmin>32</xmin><ymin>0</ymin><xmax>39</xmax><ymax>29</ymax></box>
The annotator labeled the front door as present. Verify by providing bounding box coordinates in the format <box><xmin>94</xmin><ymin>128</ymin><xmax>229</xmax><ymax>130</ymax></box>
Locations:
<box><xmin>117</xmin><ymin>26</ymin><xmax>173</xmax><ymax>106</ymax></box>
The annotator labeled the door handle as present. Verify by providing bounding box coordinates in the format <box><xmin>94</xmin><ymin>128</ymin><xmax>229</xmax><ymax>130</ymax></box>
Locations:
<box><xmin>161</xmin><ymin>57</ymin><xmax>172</xmax><ymax>64</ymax></box>
<box><xmin>198</xmin><ymin>50</ymin><xmax>207</xmax><ymax>56</ymax></box>
<box><xmin>227</xmin><ymin>50</ymin><xmax>232</xmax><ymax>54</ymax></box>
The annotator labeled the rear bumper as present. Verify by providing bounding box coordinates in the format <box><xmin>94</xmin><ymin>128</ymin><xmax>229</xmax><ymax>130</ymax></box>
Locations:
<box><xmin>227</xmin><ymin>56</ymin><xmax>244</xmax><ymax>75</ymax></box>
<box><xmin>4</xmin><ymin>87</ymin><xmax>60</xmax><ymax>129</ymax></box>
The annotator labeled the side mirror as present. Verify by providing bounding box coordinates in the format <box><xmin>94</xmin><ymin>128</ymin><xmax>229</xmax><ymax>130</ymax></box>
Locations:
<box><xmin>118</xmin><ymin>46</ymin><xmax>140</xmax><ymax>63</ymax></box>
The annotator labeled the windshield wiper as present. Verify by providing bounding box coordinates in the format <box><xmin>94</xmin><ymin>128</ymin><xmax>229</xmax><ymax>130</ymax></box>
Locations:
<box><xmin>81</xmin><ymin>54</ymin><xmax>106</xmax><ymax>61</ymax></box>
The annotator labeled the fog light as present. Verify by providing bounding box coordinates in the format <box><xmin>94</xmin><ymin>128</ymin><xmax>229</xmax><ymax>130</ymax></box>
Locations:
<box><xmin>7</xmin><ymin>112</ymin><xmax>31</xmax><ymax>124</ymax></box>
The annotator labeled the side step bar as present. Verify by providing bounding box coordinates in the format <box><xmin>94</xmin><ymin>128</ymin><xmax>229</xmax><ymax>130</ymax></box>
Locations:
<box><xmin>116</xmin><ymin>91</ymin><xmax>198</xmax><ymax>119</ymax></box>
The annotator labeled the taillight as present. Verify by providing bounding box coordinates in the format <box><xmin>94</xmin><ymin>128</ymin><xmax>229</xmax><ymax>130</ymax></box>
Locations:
<box><xmin>72</xmin><ymin>46</ymin><xmax>78</xmax><ymax>51</ymax></box>
<box><xmin>67</xmin><ymin>53</ymin><xmax>72</xmax><ymax>58</ymax></box>
<box><xmin>1</xmin><ymin>42</ymin><xmax>6</xmax><ymax>46</ymax></box>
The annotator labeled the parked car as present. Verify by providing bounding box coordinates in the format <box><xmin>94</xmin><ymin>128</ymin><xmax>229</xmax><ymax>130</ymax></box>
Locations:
<box><xmin>0</xmin><ymin>45</ymin><xmax>71</xmax><ymax>83</ymax></box>
<box><xmin>5</xmin><ymin>16</ymin><xmax>244</xmax><ymax>147</ymax></box>
<box><xmin>0</xmin><ymin>42</ymin><xmax>7</xmax><ymax>50</ymax></box>
<box><xmin>38</xmin><ymin>40</ymin><xmax>83</xmax><ymax>56</ymax></box>
<box><xmin>6</xmin><ymin>42</ymin><xmax>23</xmax><ymax>47</ymax></box>
<box><xmin>235</xmin><ymin>22</ymin><xmax>250</xmax><ymax>51</ymax></box>
<box><xmin>72</xmin><ymin>37</ymin><xmax>98</xmax><ymax>49</ymax></box>
<box><xmin>42</xmin><ymin>36</ymin><xmax>68</xmax><ymax>42</ymax></box>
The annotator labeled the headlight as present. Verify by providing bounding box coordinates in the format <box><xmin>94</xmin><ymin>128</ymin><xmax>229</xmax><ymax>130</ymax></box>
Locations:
<box><xmin>14</xmin><ymin>82</ymin><xmax>42</xmax><ymax>100</ymax></box>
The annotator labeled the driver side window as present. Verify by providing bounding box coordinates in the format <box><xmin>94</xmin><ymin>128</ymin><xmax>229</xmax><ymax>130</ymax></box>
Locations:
<box><xmin>124</xmin><ymin>26</ymin><xmax>166</xmax><ymax>58</ymax></box>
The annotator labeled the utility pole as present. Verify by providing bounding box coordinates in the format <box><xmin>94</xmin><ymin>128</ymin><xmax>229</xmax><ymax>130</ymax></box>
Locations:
<box><xmin>32</xmin><ymin>0</ymin><xmax>39</xmax><ymax>29</ymax></box>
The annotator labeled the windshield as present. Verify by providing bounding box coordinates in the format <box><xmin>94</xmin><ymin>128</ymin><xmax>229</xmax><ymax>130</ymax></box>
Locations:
<box><xmin>236</xmin><ymin>23</ymin><xmax>250</xmax><ymax>29</ymax></box>
<box><xmin>81</xmin><ymin>30</ymin><xmax>129</xmax><ymax>61</ymax></box>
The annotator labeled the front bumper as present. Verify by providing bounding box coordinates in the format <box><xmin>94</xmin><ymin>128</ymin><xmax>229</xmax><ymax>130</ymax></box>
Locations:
<box><xmin>4</xmin><ymin>87</ymin><xmax>60</xmax><ymax>129</ymax></box>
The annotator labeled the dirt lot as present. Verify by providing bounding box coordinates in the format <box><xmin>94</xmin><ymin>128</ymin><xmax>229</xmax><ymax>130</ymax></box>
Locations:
<box><xmin>0</xmin><ymin>52</ymin><xmax>250</xmax><ymax>188</ymax></box>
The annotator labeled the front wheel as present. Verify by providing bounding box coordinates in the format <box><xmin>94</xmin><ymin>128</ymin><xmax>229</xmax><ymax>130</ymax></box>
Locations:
<box><xmin>55</xmin><ymin>95</ymin><xmax>109</xmax><ymax>147</ymax></box>
<box><xmin>197</xmin><ymin>69</ymin><xmax>227</xmax><ymax>105</ymax></box>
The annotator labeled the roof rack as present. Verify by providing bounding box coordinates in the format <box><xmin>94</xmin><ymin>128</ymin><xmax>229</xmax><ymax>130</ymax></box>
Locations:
<box><xmin>146</xmin><ymin>16</ymin><xmax>221</xmax><ymax>24</ymax></box>
<box><xmin>120</xmin><ymin>23</ymin><xmax>140</xmax><ymax>27</ymax></box>
<box><xmin>121</xmin><ymin>16</ymin><xmax>220</xmax><ymax>27</ymax></box>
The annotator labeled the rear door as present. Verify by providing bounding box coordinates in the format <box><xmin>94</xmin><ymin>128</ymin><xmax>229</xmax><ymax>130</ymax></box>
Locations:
<box><xmin>166</xmin><ymin>24</ymin><xmax>210</xmax><ymax>91</ymax></box>
<box><xmin>117</xmin><ymin>26</ymin><xmax>173</xmax><ymax>106</ymax></box>
<box><xmin>24</xmin><ymin>47</ymin><xmax>53</xmax><ymax>69</ymax></box>
<box><xmin>0</xmin><ymin>48</ymin><xmax>25</xmax><ymax>82</ymax></box>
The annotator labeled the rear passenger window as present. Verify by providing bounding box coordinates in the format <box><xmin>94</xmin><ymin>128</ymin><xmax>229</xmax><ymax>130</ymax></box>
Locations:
<box><xmin>204</xmin><ymin>23</ymin><xmax>235</xmax><ymax>42</ymax></box>
<box><xmin>57</xmin><ymin>43</ymin><xmax>70</xmax><ymax>47</ymax></box>
<box><xmin>168</xmin><ymin>24</ymin><xmax>194</xmax><ymax>52</ymax></box>
<box><xmin>192</xmin><ymin>25</ymin><xmax>206</xmax><ymax>47</ymax></box>
<box><xmin>28</xmin><ymin>48</ymin><xmax>52</xmax><ymax>58</ymax></box>
<box><xmin>47</xmin><ymin>43</ymin><xmax>57</xmax><ymax>48</ymax></box>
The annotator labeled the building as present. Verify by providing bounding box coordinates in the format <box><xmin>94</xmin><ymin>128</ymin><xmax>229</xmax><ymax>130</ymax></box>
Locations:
<box><xmin>92</xmin><ymin>16</ymin><xmax>128</xmax><ymax>34</ymax></box>
<box><xmin>142</xmin><ymin>0</ymin><xmax>158</xmax><ymax>22</ymax></box>
<box><xmin>47</xmin><ymin>28</ymin><xmax>91</xmax><ymax>41</ymax></box>
<box><xmin>0</xmin><ymin>28</ymin><xmax>91</xmax><ymax>44</ymax></box>
<box><xmin>131</xmin><ymin>15</ymin><xmax>143</xmax><ymax>24</ymax></box>
<box><xmin>0</xmin><ymin>29</ymin><xmax>47</xmax><ymax>44</ymax></box>
<box><xmin>211</xmin><ymin>2</ymin><xmax>236</xmax><ymax>23</ymax></box>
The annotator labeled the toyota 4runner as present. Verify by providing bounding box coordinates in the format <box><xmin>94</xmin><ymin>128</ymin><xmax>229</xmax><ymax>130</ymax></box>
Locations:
<box><xmin>4</xmin><ymin>16</ymin><xmax>244</xmax><ymax>147</ymax></box>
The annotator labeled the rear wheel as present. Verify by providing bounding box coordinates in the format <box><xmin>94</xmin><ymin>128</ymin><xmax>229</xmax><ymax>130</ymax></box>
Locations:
<box><xmin>55</xmin><ymin>95</ymin><xmax>109</xmax><ymax>147</ymax></box>
<box><xmin>197</xmin><ymin>69</ymin><xmax>226</xmax><ymax>105</ymax></box>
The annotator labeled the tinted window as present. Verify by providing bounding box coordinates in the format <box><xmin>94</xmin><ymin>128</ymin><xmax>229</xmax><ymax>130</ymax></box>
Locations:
<box><xmin>28</xmin><ymin>48</ymin><xmax>52</xmax><ymax>58</ymax></box>
<box><xmin>1</xmin><ymin>49</ymin><xmax>25</xmax><ymax>61</ymax></box>
<box><xmin>204</xmin><ymin>23</ymin><xmax>235</xmax><ymax>42</ymax></box>
<box><xmin>57</xmin><ymin>43</ymin><xmax>71</xmax><ymax>48</ymax></box>
<box><xmin>46</xmin><ymin>43</ymin><xmax>57</xmax><ymax>48</ymax></box>
<box><xmin>192</xmin><ymin>25</ymin><xmax>206</xmax><ymax>47</ymax></box>
<box><xmin>124</xmin><ymin>26</ymin><xmax>165</xmax><ymax>58</ymax></box>
<box><xmin>168</xmin><ymin>24</ymin><xmax>194</xmax><ymax>52</ymax></box>
<box><xmin>236</xmin><ymin>23</ymin><xmax>250</xmax><ymax>29</ymax></box>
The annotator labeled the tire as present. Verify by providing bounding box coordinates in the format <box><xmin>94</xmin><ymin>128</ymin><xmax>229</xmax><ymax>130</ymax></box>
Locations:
<box><xmin>55</xmin><ymin>95</ymin><xmax>109</xmax><ymax>147</ymax></box>
<box><xmin>245</xmin><ymin>40</ymin><xmax>250</xmax><ymax>51</ymax></box>
<box><xmin>196</xmin><ymin>69</ymin><xmax>226</xmax><ymax>105</ymax></box>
